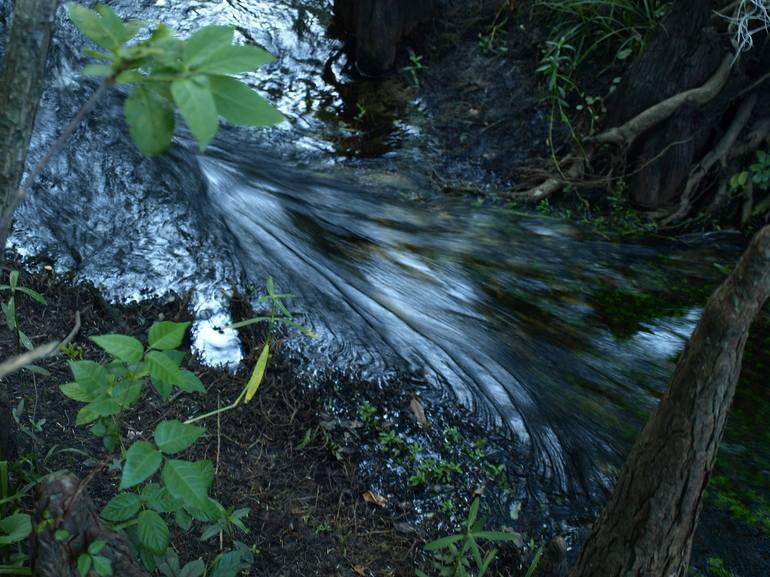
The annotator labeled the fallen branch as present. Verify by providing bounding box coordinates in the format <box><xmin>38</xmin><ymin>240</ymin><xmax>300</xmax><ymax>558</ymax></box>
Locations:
<box><xmin>662</xmin><ymin>93</ymin><xmax>757</xmax><ymax>225</ymax></box>
<box><xmin>0</xmin><ymin>311</ymin><xmax>80</xmax><ymax>379</ymax></box>
<box><xmin>589</xmin><ymin>54</ymin><xmax>734</xmax><ymax>146</ymax></box>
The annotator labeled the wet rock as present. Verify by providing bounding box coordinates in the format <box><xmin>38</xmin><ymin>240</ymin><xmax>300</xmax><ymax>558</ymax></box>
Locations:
<box><xmin>333</xmin><ymin>0</ymin><xmax>436</xmax><ymax>75</ymax></box>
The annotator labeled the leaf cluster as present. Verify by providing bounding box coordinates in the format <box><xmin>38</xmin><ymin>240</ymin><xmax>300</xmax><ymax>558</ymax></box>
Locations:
<box><xmin>417</xmin><ymin>497</ymin><xmax>521</xmax><ymax>577</ymax></box>
<box><xmin>62</xmin><ymin>321</ymin><xmax>247</xmax><ymax>574</ymax></box>
<box><xmin>67</xmin><ymin>3</ymin><xmax>284</xmax><ymax>155</ymax></box>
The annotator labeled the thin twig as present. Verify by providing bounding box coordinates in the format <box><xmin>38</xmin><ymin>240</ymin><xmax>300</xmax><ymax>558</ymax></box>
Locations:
<box><xmin>0</xmin><ymin>311</ymin><xmax>81</xmax><ymax>379</ymax></box>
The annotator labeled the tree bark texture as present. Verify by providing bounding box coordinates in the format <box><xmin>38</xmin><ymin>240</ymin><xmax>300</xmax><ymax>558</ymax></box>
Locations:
<box><xmin>569</xmin><ymin>225</ymin><xmax>770</xmax><ymax>577</ymax></box>
<box><xmin>603</xmin><ymin>0</ymin><xmax>725</xmax><ymax>209</ymax></box>
<box><xmin>0</xmin><ymin>0</ymin><xmax>59</xmax><ymax>249</ymax></box>
<box><xmin>31</xmin><ymin>471</ymin><xmax>150</xmax><ymax>577</ymax></box>
<box><xmin>333</xmin><ymin>0</ymin><xmax>435</xmax><ymax>75</ymax></box>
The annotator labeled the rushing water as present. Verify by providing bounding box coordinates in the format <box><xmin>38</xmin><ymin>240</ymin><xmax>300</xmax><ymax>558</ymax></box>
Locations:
<box><xmin>3</xmin><ymin>0</ymin><xmax>770</xmax><ymax>569</ymax></box>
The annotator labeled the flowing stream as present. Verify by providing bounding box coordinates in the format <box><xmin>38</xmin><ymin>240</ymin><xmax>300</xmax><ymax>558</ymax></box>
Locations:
<box><xmin>4</xmin><ymin>0</ymin><xmax>769</xmax><ymax>569</ymax></box>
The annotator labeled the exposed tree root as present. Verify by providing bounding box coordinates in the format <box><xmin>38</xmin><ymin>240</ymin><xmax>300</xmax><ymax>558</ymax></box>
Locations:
<box><xmin>588</xmin><ymin>54</ymin><xmax>733</xmax><ymax>147</ymax></box>
<box><xmin>31</xmin><ymin>472</ymin><xmax>150</xmax><ymax>577</ymax></box>
<box><xmin>513</xmin><ymin>157</ymin><xmax>587</xmax><ymax>201</ymax></box>
<box><xmin>661</xmin><ymin>93</ymin><xmax>757</xmax><ymax>225</ymax></box>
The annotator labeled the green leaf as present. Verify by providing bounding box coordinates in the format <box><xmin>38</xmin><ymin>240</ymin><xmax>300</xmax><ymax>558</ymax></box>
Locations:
<box><xmin>137</xmin><ymin>509</ymin><xmax>170</xmax><ymax>554</ymax></box>
<box><xmin>0</xmin><ymin>513</ymin><xmax>31</xmax><ymax>545</ymax></box>
<box><xmin>90</xmin><ymin>334</ymin><xmax>144</xmax><ymax>363</ymax></box>
<box><xmin>146</xmin><ymin>351</ymin><xmax>184</xmax><ymax>398</ymax></box>
<box><xmin>92</xmin><ymin>555</ymin><xmax>113</xmax><ymax>577</ymax></box>
<box><xmin>102</xmin><ymin>492</ymin><xmax>142</xmax><ymax>522</ymax></box>
<box><xmin>1</xmin><ymin>299</ymin><xmax>15</xmax><ymax>330</ymax></box>
<box><xmin>178</xmin><ymin>369</ymin><xmax>206</xmax><ymax>393</ymax></box>
<box><xmin>424</xmin><ymin>534</ymin><xmax>464</xmax><ymax>551</ymax></box>
<box><xmin>120</xmin><ymin>441</ymin><xmax>163</xmax><ymax>489</ymax></box>
<box><xmin>154</xmin><ymin>420</ymin><xmax>205</xmax><ymax>454</ymax></box>
<box><xmin>77</xmin><ymin>553</ymin><xmax>92</xmax><ymax>577</ymax></box>
<box><xmin>171</xmin><ymin>77</ymin><xmax>219</xmax><ymax>151</ymax></box>
<box><xmin>162</xmin><ymin>459</ymin><xmax>213</xmax><ymax>510</ymax></box>
<box><xmin>77</xmin><ymin>398</ymin><xmax>121</xmax><ymax>425</ymax></box>
<box><xmin>9</xmin><ymin>270</ymin><xmax>18</xmax><ymax>289</ymax></box>
<box><xmin>69</xmin><ymin>360</ymin><xmax>110</xmax><ymax>394</ymax></box>
<box><xmin>209</xmin><ymin>75</ymin><xmax>283</xmax><ymax>127</ymax></box>
<box><xmin>142</xmin><ymin>483</ymin><xmax>181</xmax><ymax>513</ymax></box>
<box><xmin>113</xmin><ymin>379</ymin><xmax>143</xmax><ymax>408</ymax></box>
<box><xmin>175</xmin><ymin>508</ymin><xmax>193</xmax><ymax>531</ymax></box>
<box><xmin>15</xmin><ymin>286</ymin><xmax>47</xmax><ymax>304</ymax></box>
<box><xmin>88</xmin><ymin>539</ymin><xmax>107</xmax><ymax>555</ymax></box>
<box><xmin>182</xmin><ymin>25</ymin><xmax>233</xmax><ymax>68</ymax></box>
<box><xmin>245</xmin><ymin>343</ymin><xmax>269</xmax><ymax>403</ymax></box>
<box><xmin>83</xmin><ymin>63</ymin><xmax>112</xmax><ymax>77</ymax></box>
<box><xmin>19</xmin><ymin>330</ymin><xmax>34</xmax><ymax>351</ymax></box>
<box><xmin>124</xmin><ymin>85</ymin><xmax>175</xmax><ymax>156</ymax></box>
<box><xmin>179</xmin><ymin>559</ymin><xmax>206</xmax><ymax>577</ymax></box>
<box><xmin>67</xmin><ymin>3</ymin><xmax>121</xmax><ymax>51</ymax></box>
<box><xmin>148</xmin><ymin>321</ymin><xmax>190</xmax><ymax>350</ymax></box>
<box><xmin>209</xmin><ymin>551</ymin><xmax>241</xmax><ymax>577</ymax></box>
<box><xmin>194</xmin><ymin>44</ymin><xmax>274</xmax><ymax>74</ymax></box>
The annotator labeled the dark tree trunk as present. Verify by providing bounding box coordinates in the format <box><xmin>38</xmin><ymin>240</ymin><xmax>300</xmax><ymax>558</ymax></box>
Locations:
<box><xmin>0</xmin><ymin>0</ymin><xmax>59</xmax><ymax>250</ymax></box>
<box><xmin>32</xmin><ymin>472</ymin><xmax>150</xmax><ymax>577</ymax></box>
<box><xmin>603</xmin><ymin>0</ymin><xmax>724</xmax><ymax>209</ymax></box>
<box><xmin>333</xmin><ymin>0</ymin><xmax>435</xmax><ymax>75</ymax></box>
<box><xmin>569</xmin><ymin>225</ymin><xmax>770</xmax><ymax>577</ymax></box>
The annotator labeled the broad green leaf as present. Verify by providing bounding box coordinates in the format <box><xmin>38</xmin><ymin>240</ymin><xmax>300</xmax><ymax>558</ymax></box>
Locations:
<box><xmin>178</xmin><ymin>369</ymin><xmax>206</xmax><ymax>393</ymax></box>
<box><xmin>152</xmin><ymin>376</ymin><xmax>173</xmax><ymax>400</ymax></box>
<box><xmin>245</xmin><ymin>343</ymin><xmax>269</xmax><ymax>402</ymax></box>
<box><xmin>141</xmin><ymin>483</ymin><xmax>181</xmax><ymax>513</ymax></box>
<box><xmin>115</xmin><ymin>70</ymin><xmax>144</xmax><ymax>84</ymax></box>
<box><xmin>0</xmin><ymin>513</ymin><xmax>31</xmax><ymax>545</ymax></box>
<box><xmin>163</xmin><ymin>349</ymin><xmax>186</xmax><ymax>366</ymax></box>
<box><xmin>9</xmin><ymin>270</ymin><xmax>18</xmax><ymax>289</ymax></box>
<box><xmin>171</xmin><ymin>77</ymin><xmax>219</xmax><ymax>151</ymax></box>
<box><xmin>175</xmin><ymin>508</ymin><xmax>193</xmax><ymax>531</ymax></box>
<box><xmin>473</xmin><ymin>530</ymin><xmax>521</xmax><ymax>542</ymax></box>
<box><xmin>136</xmin><ymin>509</ymin><xmax>170</xmax><ymax>554</ymax></box>
<box><xmin>124</xmin><ymin>85</ymin><xmax>175</xmax><ymax>156</ymax></box>
<box><xmin>209</xmin><ymin>76</ymin><xmax>283</xmax><ymax>127</ymax></box>
<box><xmin>162</xmin><ymin>459</ymin><xmax>213</xmax><ymax>510</ymax></box>
<box><xmin>94</xmin><ymin>4</ymin><xmax>128</xmax><ymax>46</ymax></box>
<box><xmin>120</xmin><ymin>441</ymin><xmax>163</xmax><ymax>489</ymax></box>
<box><xmin>77</xmin><ymin>553</ymin><xmax>92</xmax><ymax>577</ymax></box>
<box><xmin>76</xmin><ymin>398</ymin><xmax>121</xmax><ymax>425</ymax></box>
<box><xmin>1</xmin><ymin>299</ymin><xmax>15</xmax><ymax>330</ymax></box>
<box><xmin>209</xmin><ymin>551</ymin><xmax>241</xmax><ymax>577</ymax></box>
<box><xmin>193</xmin><ymin>44</ymin><xmax>274</xmax><ymax>74</ymax></box>
<box><xmin>113</xmin><ymin>379</ymin><xmax>143</xmax><ymax>407</ymax></box>
<box><xmin>88</xmin><ymin>539</ymin><xmax>107</xmax><ymax>555</ymax></box>
<box><xmin>69</xmin><ymin>360</ymin><xmax>110</xmax><ymax>395</ymax></box>
<box><xmin>15</xmin><ymin>286</ymin><xmax>47</xmax><ymax>304</ymax></box>
<box><xmin>179</xmin><ymin>559</ymin><xmax>206</xmax><ymax>577</ymax></box>
<box><xmin>154</xmin><ymin>420</ymin><xmax>204</xmax><ymax>454</ymax></box>
<box><xmin>90</xmin><ymin>334</ymin><xmax>144</xmax><ymax>363</ymax></box>
<box><xmin>67</xmin><ymin>3</ymin><xmax>121</xmax><ymax>51</ymax></box>
<box><xmin>146</xmin><ymin>351</ymin><xmax>184</xmax><ymax>396</ymax></box>
<box><xmin>101</xmin><ymin>492</ymin><xmax>141</xmax><ymax>521</ymax></box>
<box><xmin>148</xmin><ymin>320</ymin><xmax>190</xmax><ymax>350</ymax></box>
<box><xmin>92</xmin><ymin>555</ymin><xmax>113</xmax><ymax>577</ymax></box>
<box><xmin>182</xmin><ymin>25</ymin><xmax>233</xmax><ymax>68</ymax></box>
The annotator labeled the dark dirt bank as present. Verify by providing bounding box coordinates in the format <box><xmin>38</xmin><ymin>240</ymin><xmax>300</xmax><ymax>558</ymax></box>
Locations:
<box><xmin>0</xmin><ymin>264</ymin><xmax>420</xmax><ymax>577</ymax></box>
